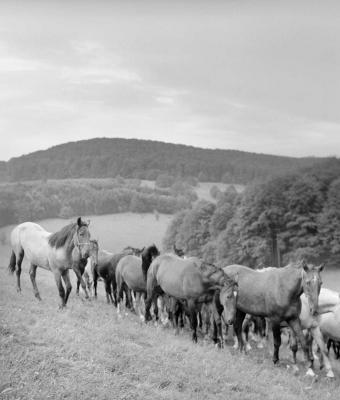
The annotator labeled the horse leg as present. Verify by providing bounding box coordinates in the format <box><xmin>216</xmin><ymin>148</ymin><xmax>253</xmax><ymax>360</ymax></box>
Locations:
<box><xmin>76</xmin><ymin>278</ymin><xmax>80</xmax><ymax>296</ymax></box>
<box><xmin>123</xmin><ymin>287</ymin><xmax>134</xmax><ymax>312</ymax></box>
<box><xmin>187</xmin><ymin>300</ymin><xmax>198</xmax><ymax>343</ymax></box>
<box><xmin>54</xmin><ymin>271</ymin><xmax>66</xmax><ymax>309</ymax></box>
<box><xmin>233</xmin><ymin>309</ymin><xmax>246</xmax><ymax>352</ymax></box>
<box><xmin>272</xmin><ymin>322</ymin><xmax>281</xmax><ymax>365</ymax></box>
<box><xmin>287</xmin><ymin>318</ymin><xmax>314</xmax><ymax>376</ymax></box>
<box><xmin>16</xmin><ymin>250</ymin><xmax>24</xmax><ymax>293</ymax></box>
<box><xmin>29</xmin><ymin>264</ymin><xmax>41</xmax><ymax>301</ymax></box>
<box><xmin>153</xmin><ymin>296</ymin><xmax>159</xmax><ymax>322</ymax></box>
<box><xmin>289</xmin><ymin>329</ymin><xmax>298</xmax><ymax>366</ymax></box>
<box><xmin>111</xmin><ymin>279</ymin><xmax>117</xmax><ymax>307</ymax></box>
<box><xmin>104</xmin><ymin>279</ymin><xmax>112</xmax><ymax>304</ymax></box>
<box><xmin>72</xmin><ymin>263</ymin><xmax>89</xmax><ymax>299</ymax></box>
<box><xmin>145</xmin><ymin>272</ymin><xmax>158</xmax><ymax>322</ymax></box>
<box><xmin>242</xmin><ymin>314</ymin><xmax>252</xmax><ymax>352</ymax></box>
<box><xmin>211</xmin><ymin>297</ymin><xmax>224</xmax><ymax>348</ymax></box>
<box><xmin>311</xmin><ymin>326</ymin><xmax>334</xmax><ymax>378</ymax></box>
<box><xmin>93</xmin><ymin>270</ymin><xmax>98</xmax><ymax>299</ymax></box>
<box><xmin>61</xmin><ymin>270</ymin><xmax>72</xmax><ymax>305</ymax></box>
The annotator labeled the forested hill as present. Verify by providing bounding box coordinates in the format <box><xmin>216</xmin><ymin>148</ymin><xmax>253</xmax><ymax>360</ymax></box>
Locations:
<box><xmin>2</xmin><ymin>138</ymin><xmax>325</xmax><ymax>183</ymax></box>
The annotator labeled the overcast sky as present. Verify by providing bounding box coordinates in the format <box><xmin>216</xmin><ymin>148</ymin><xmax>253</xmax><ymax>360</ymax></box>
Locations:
<box><xmin>0</xmin><ymin>0</ymin><xmax>339</xmax><ymax>161</ymax></box>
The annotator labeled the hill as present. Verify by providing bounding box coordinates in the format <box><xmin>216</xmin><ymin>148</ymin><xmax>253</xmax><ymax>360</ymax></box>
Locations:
<box><xmin>1</xmin><ymin>138</ymin><xmax>325</xmax><ymax>183</ymax></box>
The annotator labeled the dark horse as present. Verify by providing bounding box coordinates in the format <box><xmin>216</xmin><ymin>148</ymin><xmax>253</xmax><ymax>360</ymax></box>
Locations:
<box><xmin>116</xmin><ymin>244</ymin><xmax>160</xmax><ymax>316</ymax></box>
<box><xmin>144</xmin><ymin>254</ymin><xmax>238</xmax><ymax>343</ymax></box>
<box><xmin>90</xmin><ymin>246</ymin><xmax>144</xmax><ymax>305</ymax></box>
<box><xmin>224</xmin><ymin>261</ymin><xmax>323</xmax><ymax>376</ymax></box>
<box><xmin>8</xmin><ymin>217</ymin><xmax>92</xmax><ymax>308</ymax></box>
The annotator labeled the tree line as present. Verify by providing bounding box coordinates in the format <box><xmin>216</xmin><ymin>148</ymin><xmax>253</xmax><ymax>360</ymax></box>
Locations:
<box><xmin>2</xmin><ymin>138</ymin><xmax>323</xmax><ymax>183</ymax></box>
<box><xmin>0</xmin><ymin>177</ymin><xmax>197</xmax><ymax>228</ymax></box>
<box><xmin>163</xmin><ymin>159</ymin><xmax>340</xmax><ymax>268</ymax></box>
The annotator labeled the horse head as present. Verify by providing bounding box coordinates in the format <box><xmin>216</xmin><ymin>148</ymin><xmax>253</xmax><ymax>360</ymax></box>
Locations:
<box><xmin>73</xmin><ymin>217</ymin><xmax>92</xmax><ymax>259</ymax></box>
<box><xmin>219</xmin><ymin>273</ymin><xmax>239</xmax><ymax>325</ymax></box>
<box><xmin>300</xmin><ymin>259</ymin><xmax>324</xmax><ymax>316</ymax></box>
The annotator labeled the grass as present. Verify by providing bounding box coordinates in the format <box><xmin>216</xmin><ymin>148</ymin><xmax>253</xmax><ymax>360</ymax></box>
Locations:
<box><xmin>1</xmin><ymin>214</ymin><xmax>340</xmax><ymax>399</ymax></box>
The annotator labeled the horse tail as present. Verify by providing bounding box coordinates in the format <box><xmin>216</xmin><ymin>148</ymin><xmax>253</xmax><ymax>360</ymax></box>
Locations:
<box><xmin>8</xmin><ymin>251</ymin><xmax>16</xmax><ymax>274</ymax></box>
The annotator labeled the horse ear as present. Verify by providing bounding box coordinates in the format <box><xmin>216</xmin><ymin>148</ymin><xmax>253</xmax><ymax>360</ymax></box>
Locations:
<box><xmin>300</xmin><ymin>259</ymin><xmax>309</xmax><ymax>272</ymax></box>
<box><xmin>77</xmin><ymin>217</ymin><xmax>82</xmax><ymax>227</ymax></box>
<box><xmin>87</xmin><ymin>219</ymin><xmax>91</xmax><ymax>226</ymax></box>
<box><xmin>318</xmin><ymin>263</ymin><xmax>325</xmax><ymax>272</ymax></box>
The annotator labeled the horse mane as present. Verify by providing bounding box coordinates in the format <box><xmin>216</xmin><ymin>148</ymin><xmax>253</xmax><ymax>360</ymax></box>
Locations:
<box><xmin>48</xmin><ymin>222</ymin><xmax>77</xmax><ymax>250</ymax></box>
<box><xmin>90</xmin><ymin>239</ymin><xmax>99</xmax><ymax>249</ymax></box>
<box><xmin>200</xmin><ymin>261</ymin><xmax>234</xmax><ymax>287</ymax></box>
<box><xmin>142</xmin><ymin>244</ymin><xmax>159</xmax><ymax>281</ymax></box>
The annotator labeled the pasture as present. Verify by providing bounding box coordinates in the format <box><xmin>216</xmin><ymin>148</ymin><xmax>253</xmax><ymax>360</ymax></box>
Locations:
<box><xmin>1</xmin><ymin>214</ymin><xmax>340</xmax><ymax>399</ymax></box>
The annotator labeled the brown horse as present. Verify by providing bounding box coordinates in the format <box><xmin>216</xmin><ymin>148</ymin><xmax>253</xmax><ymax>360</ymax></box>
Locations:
<box><xmin>224</xmin><ymin>261</ymin><xmax>323</xmax><ymax>376</ymax></box>
<box><xmin>116</xmin><ymin>244</ymin><xmax>160</xmax><ymax>316</ymax></box>
<box><xmin>8</xmin><ymin>217</ymin><xmax>92</xmax><ymax>308</ymax></box>
<box><xmin>144</xmin><ymin>254</ymin><xmax>238</xmax><ymax>343</ymax></box>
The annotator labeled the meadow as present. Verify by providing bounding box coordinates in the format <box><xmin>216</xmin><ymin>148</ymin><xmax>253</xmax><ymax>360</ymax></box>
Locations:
<box><xmin>1</xmin><ymin>213</ymin><xmax>340</xmax><ymax>399</ymax></box>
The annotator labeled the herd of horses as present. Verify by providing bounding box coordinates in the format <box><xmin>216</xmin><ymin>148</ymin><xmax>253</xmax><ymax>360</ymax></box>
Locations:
<box><xmin>7</xmin><ymin>217</ymin><xmax>340</xmax><ymax>379</ymax></box>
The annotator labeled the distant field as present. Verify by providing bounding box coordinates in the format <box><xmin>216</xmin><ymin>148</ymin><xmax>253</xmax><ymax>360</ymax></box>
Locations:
<box><xmin>141</xmin><ymin>180</ymin><xmax>245</xmax><ymax>202</ymax></box>
<box><xmin>0</xmin><ymin>213</ymin><xmax>172</xmax><ymax>255</ymax></box>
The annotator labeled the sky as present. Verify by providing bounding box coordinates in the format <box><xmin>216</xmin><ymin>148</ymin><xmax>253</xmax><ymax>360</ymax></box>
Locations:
<box><xmin>0</xmin><ymin>0</ymin><xmax>339</xmax><ymax>161</ymax></box>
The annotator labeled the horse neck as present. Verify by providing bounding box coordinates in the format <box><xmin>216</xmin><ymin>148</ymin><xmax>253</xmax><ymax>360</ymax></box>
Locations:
<box><xmin>283</xmin><ymin>265</ymin><xmax>303</xmax><ymax>300</ymax></box>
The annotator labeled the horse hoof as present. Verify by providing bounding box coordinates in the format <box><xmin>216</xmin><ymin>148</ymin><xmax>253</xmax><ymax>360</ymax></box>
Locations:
<box><xmin>306</xmin><ymin>368</ymin><xmax>315</xmax><ymax>377</ymax></box>
<box><xmin>326</xmin><ymin>370</ymin><xmax>335</xmax><ymax>379</ymax></box>
<box><xmin>245</xmin><ymin>343</ymin><xmax>252</xmax><ymax>352</ymax></box>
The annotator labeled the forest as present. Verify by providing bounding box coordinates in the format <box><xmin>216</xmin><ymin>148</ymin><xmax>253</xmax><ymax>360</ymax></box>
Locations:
<box><xmin>0</xmin><ymin>177</ymin><xmax>197</xmax><ymax>228</ymax></box>
<box><xmin>1</xmin><ymin>138</ymin><xmax>323</xmax><ymax>183</ymax></box>
<box><xmin>163</xmin><ymin>158</ymin><xmax>340</xmax><ymax>268</ymax></box>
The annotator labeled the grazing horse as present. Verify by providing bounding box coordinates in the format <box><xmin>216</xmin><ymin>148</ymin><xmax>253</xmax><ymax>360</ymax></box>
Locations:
<box><xmin>224</xmin><ymin>261</ymin><xmax>323</xmax><ymax>376</ymax></box>
<box><xmin>76</xmin><ymin>239</ymin><xmax>99</xmax><ymax>296</ymax></box>
<box><xmin>116</xmin><ymin>244</ymin><xmax>160</xmax><ymax>316</ymax></box>
<box><xmin>90</xmin><ymin>246</ymin><xmax>143</xmax><ymax>305</ymax></box>
<box><xmin>8</xmin><ymin>217</ymin><xmax>92</xmax><ymax>308</ymax></box>
<box><xmin>144</xmin><ymin>254</ymin><xmax>238</xmax><ymax>343</ymax></box>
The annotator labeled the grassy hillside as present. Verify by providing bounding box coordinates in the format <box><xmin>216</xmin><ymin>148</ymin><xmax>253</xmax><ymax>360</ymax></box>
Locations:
<box><xmin>1</xmin><ymin>215</ymin><xmax>340</xmax><ymax>399</ymax></box>
<box><xmin>2</xmin><ymin>137</ymin><xmax>324</xmax><ymax>183</ymax></box>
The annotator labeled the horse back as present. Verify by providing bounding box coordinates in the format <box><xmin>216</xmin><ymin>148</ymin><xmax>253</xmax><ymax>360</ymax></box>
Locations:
<box><xmin>11</xmin><ymin>222</ymin><xmax>51</xmax><ymax>268</ymax></box>
<box><xmin>116</xmin><ymin>255</ymin><xmax>144</xmax><ymax>291</ymax></box>
<box><xmin>223</xmin><ymin>264</ymin><xmax>285</xmax><ymax>318</ymax></box>
<box><xmin>153</xmin><ymin>254</ymin><xmax>205</xmax><ymax>299</ymax></box>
